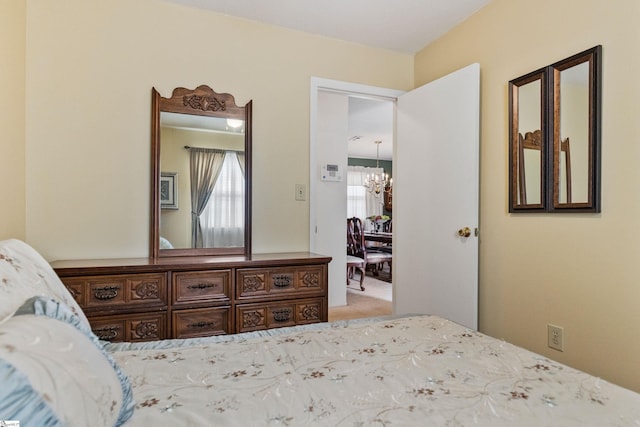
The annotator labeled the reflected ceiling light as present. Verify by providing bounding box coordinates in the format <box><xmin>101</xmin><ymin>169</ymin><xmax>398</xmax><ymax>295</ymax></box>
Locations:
<box><xmin>226</xmin><ymin>119</ymin><xmax>243</xmax><ymax>129</ymax></box>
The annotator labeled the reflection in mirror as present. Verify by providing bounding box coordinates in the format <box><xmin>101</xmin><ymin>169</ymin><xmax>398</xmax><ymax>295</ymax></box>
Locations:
<box><xmin>551</xmin><ymin>45</ymin><xmax>600</xmax><ymax>211</ymax></box>
<box><xmin>518</xmin><ymin>130</ymin><xmax>542</xmax><ymax>205</ymax></box>
<box><xmin>160</xmin><ymin>113</ymin><xmax>245</xmax><ymax>249</ymax></box>
<box><xmin>558</xmin><ymin>137</ymin><xmax>572</xmax><ymax>203</ymax></box>
<box><xmin>557</xmin><ymin>63</ymin><xmax>587</xmax><ymax>204</ymax></box>
<box><xmin>150</xmin><ymin>86</ymin><xmax>252</xmax><ymax>258</ymax></box>
<box><xmin>509</xmin><ymin>70</ymin><xmax>546</xmax><ymax>211</ymax></box>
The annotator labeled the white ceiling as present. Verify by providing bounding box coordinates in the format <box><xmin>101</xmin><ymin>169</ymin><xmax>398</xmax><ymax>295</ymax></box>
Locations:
<box><xmin>164</xmin><ymin>0</ymin><xmax>491</xmax><ymax>54</ymax></box>
<box><xmin>164</xmin><ymin>0</ymin><xmax>491</xmax><ymax>160</ymax></box>
<box><xmin>347</xmin><ymin>96</ymin><xmax>394</xmax><ymax>160</ymax></box>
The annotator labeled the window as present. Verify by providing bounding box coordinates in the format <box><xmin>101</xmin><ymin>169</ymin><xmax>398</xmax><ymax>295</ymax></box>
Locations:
<box><xmin>347</xmin><ymin>166</ymin><xmax>383</xmax><ymax>230</ymax></box>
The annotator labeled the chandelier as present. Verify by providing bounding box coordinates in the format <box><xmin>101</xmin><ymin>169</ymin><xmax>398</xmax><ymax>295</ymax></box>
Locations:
<box><xmin>363</xmin><ymin>140</ymin><xmax>392</xmax><ymax>197</ymax></box>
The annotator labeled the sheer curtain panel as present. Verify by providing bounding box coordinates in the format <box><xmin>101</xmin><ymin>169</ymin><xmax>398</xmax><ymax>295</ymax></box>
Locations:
<box><xmin>200</xmin><ymin>152</ymin><xmax>245</xmax><ymax>248</ymax></box>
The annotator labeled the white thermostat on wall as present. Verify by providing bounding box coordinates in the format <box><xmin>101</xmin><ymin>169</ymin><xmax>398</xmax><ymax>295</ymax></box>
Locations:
<box><xmin>321</xmin><ymin>164</ymin><xmax>343</xmax><ymax>181</ymax></box>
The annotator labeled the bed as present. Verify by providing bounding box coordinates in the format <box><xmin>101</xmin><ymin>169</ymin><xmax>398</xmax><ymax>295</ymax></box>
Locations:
<box><xmin>2</xmin><ymin>238</ymin><xmax>640</xmax><ymax>426</ymax></box>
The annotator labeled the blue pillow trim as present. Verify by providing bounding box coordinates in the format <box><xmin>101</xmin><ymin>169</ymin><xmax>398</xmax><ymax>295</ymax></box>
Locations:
<box><xmin>0</xmin><ymin>359</ymin><xmax>63</xmax><ymax>427</ymax></box>
<box><xmin>15</xmin><ymin>296</ymin><xmax>135</xmax><ymax>426</ymax></box>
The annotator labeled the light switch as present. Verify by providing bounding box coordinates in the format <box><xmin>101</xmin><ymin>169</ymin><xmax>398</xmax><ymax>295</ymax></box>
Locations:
<box><xmin>295</xmin><ymin>184</ymin><xmax>306</xmax><ymax>201</ymax></box>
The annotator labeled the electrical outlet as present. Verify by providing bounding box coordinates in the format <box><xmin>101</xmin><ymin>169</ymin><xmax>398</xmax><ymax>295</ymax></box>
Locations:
<box><xmin>548</xmin><ymin>324</ymin><xmax>564</xmax><ymax>351</ymax></box>
<box><xmin>295</xmin><ymin>184</ymin><xmax>306</xmax><ymax>201</ymax></box>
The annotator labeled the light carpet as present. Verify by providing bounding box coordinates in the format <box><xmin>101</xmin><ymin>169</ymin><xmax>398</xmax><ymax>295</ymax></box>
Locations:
<box><xmin>347</xmin><ymin>274</ymin><xmax>392</xmax><ymax>301</ymax></box>
<box><xmin>329</xmin><ymin>273</ymin><xmax>392</xmax><ymax>321</ymax></box>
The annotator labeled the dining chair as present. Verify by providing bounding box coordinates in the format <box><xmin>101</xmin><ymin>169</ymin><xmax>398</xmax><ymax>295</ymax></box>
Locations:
<box><xmin>347</xmin><ymin>217</ymin><xmax>392</xmax><ymax>282</ymax></box>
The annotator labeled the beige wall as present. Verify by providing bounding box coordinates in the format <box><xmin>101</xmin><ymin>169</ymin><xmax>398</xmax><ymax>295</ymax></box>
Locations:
<box><xmin>415</xmin><ymin>0</ymin><xmax>640</xmax><ymax>392</ymax></box>
<box><xmin>24</xmin><ymin>0</ymin><xmax>413</xmax><ymax>260</ymax></box>
<box><xmin>0</xmin><ymin>1</ymin><xmax>26</xmax><ymax>240</ymax></box>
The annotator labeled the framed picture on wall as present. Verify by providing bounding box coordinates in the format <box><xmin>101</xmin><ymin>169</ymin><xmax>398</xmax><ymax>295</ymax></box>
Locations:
<box><xmin>160</xmin><ymin>172</ymin><xmax>178</xmax><ymax>209</ymax></box>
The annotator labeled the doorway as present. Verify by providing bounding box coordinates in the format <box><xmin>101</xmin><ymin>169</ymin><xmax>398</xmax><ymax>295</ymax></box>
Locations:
<box><xmin>309</xmin><ymin>78</ymin><xmax>403</xmax><ymax>312</ymax></box>
<box><xmin>345</xmin><ymin>96</ymin><xmax>394</xmax><ymax>315</ymax></box>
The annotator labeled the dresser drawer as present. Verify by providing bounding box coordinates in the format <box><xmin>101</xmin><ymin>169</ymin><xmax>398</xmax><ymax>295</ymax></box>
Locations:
<box><xmin>235</xmin><ymin>298</ymin><xmax>324</xmax><ymax>333</ymax></box>
<box><xmin>172</xmin><ymin>269</ymin><xmax>231</xmax><ymax>306</ymax></box>
<box><xmin>172</xmin><ymin>306</ymin><xmax>230</xmax><ymax>339</ymax></box>
<box><xmin>89</xmin><ymin>312</ymin><xmax>166</xmax><ymax>342</ymax></box>
<box><xmin>62</xmin><ymin>273</ymin><xmax>168</xmax><ymax>311</ymax></box>
<box><xmin>236</xmin><ymin>266</ymin><xmax>325</xmax><ymax>300</ymax></box>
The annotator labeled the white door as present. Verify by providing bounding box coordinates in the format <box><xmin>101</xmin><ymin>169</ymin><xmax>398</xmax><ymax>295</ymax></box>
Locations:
<box><xmin>393</xmin><ymin>63</ymin><xmax>480</xmax><ymax>329</ymax></box>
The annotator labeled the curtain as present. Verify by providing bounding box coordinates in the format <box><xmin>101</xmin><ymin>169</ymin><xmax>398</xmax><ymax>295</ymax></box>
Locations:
<box><xmin>347</xmin><ymin>166</ymin><xmax>384</xmax><ymax>231</ymax></box>
<box><xmin>200</xmin><ymin>151</ymin><xmax>245</xmax><ymax>248</ymax></box>
<box><xmin>190</xmin><ymin>148</ymin><xmax>226</xmax><ymax>248</ymax></box>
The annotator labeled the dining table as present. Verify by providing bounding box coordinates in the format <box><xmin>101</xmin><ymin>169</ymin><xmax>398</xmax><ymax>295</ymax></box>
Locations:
<box><xmin>363</xmin><ymin>231</ymin><xmax>392</xmax><ymax>244</ymax></box>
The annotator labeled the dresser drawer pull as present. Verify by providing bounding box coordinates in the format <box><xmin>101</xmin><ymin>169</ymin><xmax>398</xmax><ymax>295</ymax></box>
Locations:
<box><xmin>188</xmin><ymin>321</ymin><xmax>215</xmax><ymax>329</ymax></box>
<box><xmin>94</xmin><ymin>286</ymin><xmax>120</xmax><ymax>300</ymax></box>
<box><xmin>273</xmin><ymin>274</ymin><xmax>293</xmax><ymax>288</ymax></box>
<box><xmin>187</xmin><ymin>283</ymin><xmax>215</xmax><ymax>290</ymax></box>
<box><xmin>94</xmin><ymin>326</ymin><xmax>120</xmax><ymax>340</ymax></box>
<box><xmin>272</xmin><ymin>308</ymin><xmax>292</xmax><ymax>322</ymax></box>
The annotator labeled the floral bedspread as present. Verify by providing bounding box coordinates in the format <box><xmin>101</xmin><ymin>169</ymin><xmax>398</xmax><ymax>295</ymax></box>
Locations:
<box><xmin>111</xmin><ymin>315</ymin><xmax>640</xmax><ymax>426</ymax></box>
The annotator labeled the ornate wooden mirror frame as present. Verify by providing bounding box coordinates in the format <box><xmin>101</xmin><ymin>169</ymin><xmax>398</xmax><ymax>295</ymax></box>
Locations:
<box><xmin>509</xmin><ymin>45</ymin><xmax>601</xmax><ymax>213</ymax></box>
<box><xmin>150</xmin><ymin>85</ymin><xmax>252</xmax><ymax>259</ymax></box>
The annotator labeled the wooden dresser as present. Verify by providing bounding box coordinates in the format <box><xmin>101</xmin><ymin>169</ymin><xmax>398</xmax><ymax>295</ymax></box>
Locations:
<box><xmin>50</xmin><ymin>253</ymin><xmax>330</xmax><ymax>342</ymax></box>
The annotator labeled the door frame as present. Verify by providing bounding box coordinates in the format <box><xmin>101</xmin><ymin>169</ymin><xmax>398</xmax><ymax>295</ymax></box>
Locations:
<box><xmin>309</xmin><ymin>77</ymin><xmax>404</xmax><ymax>307</ymax></box>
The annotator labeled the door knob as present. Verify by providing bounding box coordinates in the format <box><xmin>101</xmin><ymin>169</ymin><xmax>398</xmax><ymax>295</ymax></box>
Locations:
<box><xmin>457</xmin><ymin>227</ymin><xmax>471</xmax><ymax>238</ymax></box>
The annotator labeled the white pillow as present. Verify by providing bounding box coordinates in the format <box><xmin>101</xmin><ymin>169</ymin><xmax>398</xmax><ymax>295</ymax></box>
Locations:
<box><xmin>0</xmin><ymin>297</ymin><xmax>134</xmax><ymax>426</ymax></box>
<box><xmin>0</xmin><ymin>239</ymin><xmax>88</xmax><ymax>327</ymax></box>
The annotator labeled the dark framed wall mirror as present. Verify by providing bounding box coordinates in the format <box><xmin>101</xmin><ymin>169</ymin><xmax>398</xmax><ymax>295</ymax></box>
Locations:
<box><xmin>509</xmin><ymin>45</ymin><xmax>601</xmax><ymax>213</ymax></box>
<box><xmin>150</xmin><ymin>85</ymin><xmax>252</xmax><ymax>259</ymax></box>
<box><xmin>509</xmin><ymin>68</ymin><xmax>547</xmax><ymax>211</ymax></box>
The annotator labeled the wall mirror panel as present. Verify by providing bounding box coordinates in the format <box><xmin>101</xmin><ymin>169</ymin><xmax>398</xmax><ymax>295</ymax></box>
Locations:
<box><xmin>551</xmin><ymin>47</ymin><xmax>601</xmax><ymax>211</ymax></box>
<box><xmin>150</xmin><ymin>85</ymin><xmax>252</xmax><ymax>258</ymax></box>
<box><xmin>509</xmin><ymin>45</ymin><xmax>601</xmax><ymax>213</ymax></box>
<box><xmin>509</xmin><ymin>69</ymin><xmax>546</xmax><ymax>211</ymax></box>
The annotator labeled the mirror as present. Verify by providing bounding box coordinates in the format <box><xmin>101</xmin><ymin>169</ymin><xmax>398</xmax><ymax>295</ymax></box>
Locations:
<box><xmin>150</xmin><ymin>85</ymin><xmax>252</xmax><ymax>258</ymax></box>
<box><xmin>550</xmin><ymin>46</ymin><xmax>601</xmax><ymax>211</ymax></box>
<box><xmin>509</xmin><ymin>69</ymin><xmax>547</xmax><ymax>211</ymax></box>
<box><xmin>509</xmin><ymin>45</ymin><xmax>601</xmax><ymax>213</ymax></box>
